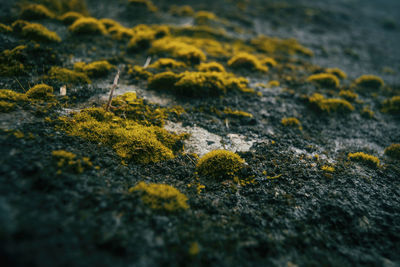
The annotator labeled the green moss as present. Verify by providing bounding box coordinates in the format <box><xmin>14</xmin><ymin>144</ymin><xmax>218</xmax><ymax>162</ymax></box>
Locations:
<box><xmin>307</xmin><ymin>73</ymin><xmax>340</xmax><ymax>88</ymax></box>
<box><xmin>251</xmin><ymin>35</ymin><xmax>313</xmax><ymax>57</ymax></box>
<box><xmin>381</xmin><ymin>96</ymin><xmax>400</xmax><ymax>114</ymax></box>
<box><xmin>128</xmin><ymin>65</ymin><xmax>153</xmax><ymax>80</ymax></box>
<box><xmin>0</xmin><ymin>101</ymin><xmax>16</xmax><ymax>112</ymax></box>
<box><xmin>46</xmin><ymin>66</ymin><xmax>91</xmax><ymax>84</ymax></box>
<box><xmin>227</xmin><ymin>52</ymin><xmax>268</xmax><ymax>72</ymax></box>
<box><xmin>0</xmin><ymin>23</ymin><xmax>12</xmax><ymax>33</ymax></box>
<box><xmin>129</xmin><ymin>182</ymin><xmax>189</xmax><ymax>212</ymax></box>
<box><xmin>223</xmin><ymin>108</ymin><xmax>253</xmax><ymax>118</ymax></box>
<box><xmin>128</xmin><ymin>24</ymin><xmax>170</xmax><ymax>50</ymax></box>
<box><xmin>308</xmin><ymin>93</ymin><xmax>354</xmax><ymax>113</ymax></box>
<box><xmin>326</xmin><ymin>67</ymin><xmax>347</xmax><ymax>79</ymax></box>
<box><xmin>68</xmin><ymin>17</ymin><xmax>107</xmax><ymax>35</ymax></box>
<box><xmin>339</xmin><ymin>90</ymin><xmax>358</xmax><ymax>101</ymax></box>
<box><xmin>149</xmin><ymin>58</ymin><xmax>187</xmax><ymax>69</ymax></box>
<box><xmin>128</xmin><ymin>0</ymin><xmax>158</xmax><ymax>12</ymax></box>
<box><xmin>348</xmin><ymin>152</ymin><xmax>380</xmax><ymax>168</ymax></box>
<box><xmin>354</xmin><ymin>75</ymin><xmax>384</xmax><ymax>89</ymax></box>
<box><xmin>169</xmin><ymin>5</ymin><xmax>195</xmax><ymax>17</ymax></box>
<box><xmin>58</xmin><ymin>11</ymin><xmax>84</xmax><ymax>24</ymax></box>
<box><xmin>0</xmin><ymin>89</ymin><xmax>29</xmax><ymax>112</ymax></box>
<box><xmin>74</xmin><ymin>60</ymin><xmax>114</xmax><ymax>77</ymax></box>
<box><xmin>20</xmin><ymin>4</ymin><xmax>55</xmax><ymax>20</ymax></box>
<box><xmin>26</xmin><ymin>84</ymin><xmax>54</xmax><ymax>100</ymax></box>
<box><xmin>198</xmin><ymin>62</ymin><xmax>226</xmax><ymax>72</ymax></box>
<box><xmin>196</xmin><ymin>150</ymin><xmax>245</xmax><ymax>180</ymax></box>
<box><xmin>52</xmin><ymin>150</ymin><xmax>92</xmax><ymax>174</ymax></box>
<box><xmin>21</xmin><ymin>22</ymin><xmax>61</xmax><ymax>42</ymax></box>
<box><xmin>281</xmin><ymin>117</ymin><xmax>302</xmax><ymax>130</ymax></box>
<box><xmin>0</xmin><ymin>45</ymin><xmax>27</xmax><ymax>76</ymax></box>
<box><xmin>384</xmin><ymin>144</ymin><xmax>400</xmax><ymax>160</ymax></box>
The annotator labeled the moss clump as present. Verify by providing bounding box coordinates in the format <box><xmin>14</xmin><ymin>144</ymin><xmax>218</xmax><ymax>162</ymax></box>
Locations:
<box><xmin>194</xmin><ymin>11</ymin><xmax>217</xmax><ymax>25</ymax></box>
<box><xmin>57</xmin><ymin>107</ymin><xmax>185</xmax><ymax>164</ymax></box>
<box><xmin>381</xmin><ymin>96</ymin><xmax>400</xmax><ymax>114</ymax></box>
<box><xmin>223</xmin><ymin>108</ymin><xmax>253</xmax><ymax>118</ymax></box>
<box><xmin>281</xmin><ymin>117</ymin><xmax>302</xmax><ymax>130</ymax></box>
<box><xmin>130</xmin><ymin>182</ymin><xmax>189</xmax><ymax>212</ymax></box>
<box><xmin>169</xmin><ymin>5</ymin><xmax>195</xmax><ymax>17</ymax></box>
<box><xmin>128</xmin><ymin>65</ymin><xmax>153</xmax><ymax>80</ymax></box>
<box><xmin>26</xmin><ymin>0</ymin><xmax>88</xmax><ymax>15</ymax></box>
<box><xmin>384</xmin><ymin>144</ymin><xmax>400</xmax><ymax>160</ymax></box>
<box><xmin>0</xmin><ymin>23</ymin><xmax>12</xmax><ymax>33</ymax></box>
<box><xmin>52</xmin><ymin>150</ymin><xmax>92</xmax><ymax>174</ymax></box>
<box><xmin>261</xmin><ymin>57</ymin><xmax>278</xmax><ymax>68</ymax></box>
<box><xmin>307</xmin><ymin>73</ymin><xmax>340</xmax><ymax>88</ymax></box>
<box><xmin>59</xmin><ymin>11</ymin><xmax>84</xmax><ymax>24</ymax></box>
<box><xmin>227</xmin><ymin>53</ymin><xmax>268</xmax><ymax>72</ymax></box>
<box><xmin>197</xmin><ymin>150</ymin><xmax>245</xmax><ymax>180</ymax></box>
<box><xmin>0</xmin><ymin>89</ymin><xmax>29</xmax><ymax>112</ymax></box>
<box><xmin>348</xmin><ymin>152</ymin><xmax>380</xmax><ymax>168</ymax></box>
<box><xmin>251</xmin><ymin>35</ymin><xmax>313</xmax><ymax>57</ymax></box>
<box><xmin>308</xmin><ymin>93</ymin><xmax>354</xmax><ymax>113</ymax></box>
<box><xmin>11</xmin><ymin>20</ymin><xmax>29</xmax><ymax>33</ymax></box>
<box><xmin>46</xmin><ymin>66</ymin><xmax>91</xmax><ymax>84</ymax></box>
<box><xmin>149</xmin><ymin>58</ymin><xmax>187</xmax><ymax>70</ymax></box>
<box><xmin>128</xmin><ymin>0</ymin><xmax>158</xmax><ymax>12</ymax></box>
<box><xmin>20</xmin><ymin>4</ymin><xmax>55</xmax><ymax>20</ymax></box>
<box><xmin>26</xmin><ymin>84</ymin><xmax>54</xmax><ymax>100</ymax></box>
<box><xmin>68</xmin><ymin>17</ymin><xmax>107</xmax><ymax>35</ymax></box>
<box><xmin>361</xmin><ymin>106</ymin><xmax>374</xmax><ymax>119</ymax></box>
<box><xmin>339</xmin><ymin>90</ymin><xmax>358</xmax><ymax>101</ymax></box>
<box><xmin>73</xmin><ymin>60</ymin><xmax>114</xmax><ymax>77</ymax></box>
<box><xmin>268</xmin><ymin>80</ymin><xmax>280</xmax><ymax>87</ymax></box>
<box><xmin>198</xmin><ymin>62</ymin><xmax>226</xmax><ymax>72</ymax></box>
<box><xmin>0</xmin><ymin>45</ymin><xmax>27</xmax><ymax>76</ymax></box>
<box><xmin>354</xmin><ymin>75</ymin><xmax>384</xmax><ymax>89</ymax></box>
<box><xmin>321</xmin><ymin>165</ymin><xmax>335</xmax><ymax>173</ymax></box>
<box><xmin>128</xmin><ymin>24</ymin><xmax>169</xmax><ymax>50</ymax></box>
<box><xmin>150</xmin><ymin>37</ymin><xmax>206</xmax><ymax>64</ymax></box>
<box><xmin>21</xmin><ymin>22</ymin><xmax>61</xmax><ymax>42</ymax></box>
<box><xmin>326</xmin><ymin>67</ymin><xmax>347</xmax><ymax>79</ymax></box>
<box><xmin>0</xmin><ymin>101</ymin><xmax>16</xmax><ymax>112</ymax></box>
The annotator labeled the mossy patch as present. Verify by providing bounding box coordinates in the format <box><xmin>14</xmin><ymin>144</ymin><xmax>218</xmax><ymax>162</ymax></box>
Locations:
<box><xmin>45</xmin><ymin>66</ymin><xmax>91</xmax><ymax>84</ymax></box>
<box><xmin>21</xmin><ymin>22</ymin><xmax>61</xmax><ymax>42</ymax></box>
<box><xmin>196</xmin><ymin>150</ymin><xmax>245</xmax><ymax>180</ymax></box>
<box><xmin>227</xmin><ymin>53</ymin><xmax>268</xmax><ymax>72</ymax></box>
<box><xmin>169</xmin><ymin>5</ymin><xmax>195</xmax><ymax>17</ymax></box>
<box><xmin>381</xmin><ymin>96</ymin><xmax>400</xmax><ymax>114</ymax></box>
<box><xmin>59</xmin><ymin>11</ymin><xmax>84</xmax><ymax>24</ymax></box>
<box><xmin>339</xmin><ymin>90</ymin><xmax>358</xmax><ymax>101</ymax></box>
<box><xmin>308</xmin><ymin>93</ymin><xmax>354</xmax><ymax>113</ymax></box>
<box><xmin>0</xmin><ymin>89</ymin><xmax>29</xmax><ymax>112</ymax></box>
<box><xmin>281</xmin><ymin>117</ymin><xmax>302</xmax><ymax>130</ymax></box>
<box><xmin>128</xmin><ymin>65</ymin><xmax>153</xmax><ymax>80</ymax></box>
<box><xmin>26</xmin><ymin>84</ymin><xmax>54</xmax><ymax>100</ymax></box>
<box><xmin>307</xmin><ymin>73</ymin><xmax>340</xmax><ymax>88</ymax></box>
<box><xmin>128</xmin><ymin>24</ymin><xmax>170</xmax><ymax>50</ymax></box>
<box><xmin>69</xmin><ymin>17</ymin><xmax>107</xmax><ymax>35</ymax></box>
<box><xmin>194</xmin><ymin>11</ymin><xmax>218</xmax><ymax>25</ymax></box>
<box><xmin>0</xmin><ymin>23</ymin><xmax>13</xmax><ymax>33</ymax></box>
<box><xmin>198</xmin><ymin>62</ymin><xmax>226</xmax><ymax>72</ymax></box>
<box><xmin>251</xmin><ymin>35</ymin><xmax>313</xmax><ymax>57</ymax></box>
<box><xmin>20</xmin><ymin>4</ymin><xmax>55</xmax><ymax>20</ymax></box>
<box><xmin>348</xmin><ymin>152</ymin><xmax>380</xmax><ymax>168</ymax></box>
<box><xmin>73</xmin><ymin>60</ymin><xmax>114</xmax><ymax>77</ymax></box>
<box><xmin>0</xmin><ymin>45</ymin><xmax>27</xmax><ymax>76</ymax></box>
<box><xmin>223</xmin><ymin>108</ymin><xmax>253</xmax><ymax>118</ymax></box>
<box><xmin>52</xmin><ymin>150</ymin><xmax>92</xmax><ymax>174</ymax></box>
<box><xmin>128</xmin><ymin>0</ymin><xmax>158</xmax><ymax>12</ymax></box>
<box><xmin>384</xmin><ymin>144</ymin><xmax>400</xmax><ymax>160</ymax></box>
<box><xmin>149</xmin><ymin>58</ymin><xmax>187</xmax><ymax>70</ymax></box>
<box><xmin>354</xmin><ymin>75</ymin><xmax>384</xmax><ymax>89</ymax></box>
<box><xmin>261</xmin><ymin>57</ymin><xmax>278</xmax><ymax>68</ymax></box>
<box><xmin>326</xmin><ymin>67</ymin><xmax>347</xmax><ymax>79</ymax></box>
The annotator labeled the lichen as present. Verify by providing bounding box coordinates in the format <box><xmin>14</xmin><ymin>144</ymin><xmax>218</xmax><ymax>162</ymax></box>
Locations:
<box><xmin>68</xmin><ymin>17</ymin><xmax>107</xmax><ymax>35</ymax></box>
<box><xmin>326</xmin><ymin>67</ymin><xmax>347</xmax><ymax>79</ymax></box>
<box><xmin>58</xmin><ymin>11</ymin><xmax>84</xmax><ymax>24</ymax></box>
<box><xmin>73</xmin><ymin>60</ymin><xmax>114</xmax><ymax>77</ymax></box>
<box><xmin>281</xmin><ymin>117</ymin><xmax>302</xmax><ymax>130</ymax></box>
<box><xmin>307</xmin><ymin>73</ymin><xmax>340</xmax><ymax>88</ymax></box>
<box><xmin>21</xmin><ymin>22</ymin><xmax>61</xmax><ymax>42</ymax></box>
<box><xmin>227</xmin><ymin>53</ymin><xmax>268</xmax><ymax>72</ymax></box>
<box><xmin>197</xmin><ymin>62</ymin><xmax>226</xmax><ymax>72</ymax></box>
<box><xmin>384</xmin><ymin>144</ymin><xmax>400</xmax><ymax>160</ymax></box>
<box><xmin>149</xmin><ymin>58</ymin><xmax>187</xmax><ymax>70</ymax></box>
<box><xmin>45</xmin><ymin>66</ymin><xmax>91</xmax><ymax>84</ymax></box>
<box><xmin>354</xmin><ymin>75</ymin><xmax>384</xmax><ymax>89</ymax></box>
<box><xmin>129</xmin><ymin>182</ymin><xmax>189</xmax><ymax>212</ymax></box>
<box><xmin>26</xmin><ymin>84</ymin><xmax>54</xmax><ymax>100</ymax></box>
<box><xmin>381</xmin><ymin>96</ymin><xmax>400</xmax><ymax>114</ymax></box>
<box><xmin>196</xmin><ymin>150</ymin><xmax>245</xmax><ymax>180</ymax></box>
<box><xmin>308</xmin><ymin>93</ymin><xmax>354</xmax><ymax>113</ymax></box>
<box><xmin>339</xmin><ymin>90</ymin><xmax>358</xmax><ymax>101</ymax></box>
<box><xmin>128</xmin><ymin>0</ymin><xmax>158</xmax><ymax>12</ymax></box>
<box><xmin>348</xmin><ymin>152</ymin><xmax>380</xmax><ymax>168</ymax></box>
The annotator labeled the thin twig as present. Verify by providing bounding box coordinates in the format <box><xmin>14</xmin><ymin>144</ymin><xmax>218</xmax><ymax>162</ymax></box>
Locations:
<box><xmin>106</xmin><ymin>69</ymin><xmax>120</xmax><ymax>111</ymax></box>
<box><xmin>143</xmin><ymin>56</ymin><xmax>151</xmax><ymax>68</ymax></box>
<box><xmin>14</xmin><ymin>78</ymin><xmax>26</xmax><ymax>92</ymax></box>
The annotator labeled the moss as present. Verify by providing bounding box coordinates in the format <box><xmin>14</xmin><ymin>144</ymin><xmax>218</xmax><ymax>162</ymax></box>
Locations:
<box><xmin>267</xmin><ymin>80</ymin><xmax>280</xmax><ymax>87</ymax></box>
<box><xmin>11</xmin><ymin>20</ymin><xmax>29</xmax><ymax>33</ymax></box>
<box><xmin>21</xmin><ymin>22</ymin><xmax>61</xmax><ymax>42</ymax></box>
<box><xmin>227</xmin><ymin>52</ymin><xmax>268</xmax><ymax>72</ymax></box>
<box><xmin>198</xmin><ymin>62</ymin><xmax>226</xmax><ymax>72</ymax></box>
<box><xmin>0</xmin><ymin>101</ymin><xmax>16</xmax><ymax>112</ymax></box>
<box><xmin>354</xmin><ymin>75</ymin><xmax>384</xmax><ymax>89</ymax></box>
<box><xmin>361</xmin><ymin>106</ymin><xmax>374</xmax><ymax>119</ymax></box>
<box><xmin>128</xmin><ymin>24</ymin><xmax>170</xmax><ymax>50</ymax></box>
<box><xmin>172</xmin><ymin>25</ymin><xmax>227</xmax><ymax>39</ymax></box>
<box><xmin>26</xmin><ymin>84</ymin><xmax>54</xmax><ymax>100</ymax></box>
<box><xmin>20</xmin><ymin>4</ymin><xmax>55</xmax><ymax>20</ymax></box>
<box><xmin>281</xmin><ymin>117</ymin><xmax>302</xmax><ymax>130</ymax></box>
<box><xmin>148</xmin><ymin>71</ymin><xmax>180</xmax><ymax>90</ymax></box>
<box><xmin>25</xmin><ymin>0</ymin><xmax>88</xmax><ymax>15</ymax></box>
<box><xmin>73</xmin><ymin>60</ymin><xmax>114</xmax><ymax>77</ymax></box>
<box><xmin>307</xmin><ymin>73</ymin><xmax>340</xmax><ymax>88</ymax></box>
<box><xmin>194</xmin><ymin>11</ymin><xmax>217</xmax><ymax>25</ymax></box>
<box><xmin>381</xmin><ymin>96</ymin><xmax>400</xmax><ymax>114</ymax></box>
<box><xmin>223</xmin><ymin>108</ymin><xmax>253</xmax><ymax>118</ymax></box>
<box><xmin>321</xmin><ymin>165</ymin><xmax>335</xmax><ymax>173</ymax></box>
<box><xmin>128</xmin><ymin>65</ymin><xmax>153</xmax><ymax>80</ymax></box>
<box><xmin>0</xmin><ymin>45</ymin><xmax>27</xmax><ymax>76</ymax></box>
<box><xmin>57</xmin><ymin>107</ymin><xmax>185</xmax><ymax>164</ymax></box>
<box><xmin>169</xmin><ymin>5</ymin><xmax>195</xmax><ymax>17</ymax></box>
<box><xmin>46</xmin><ymin>66</ymin><xmax>91</xmax><ymax>84</ymax></box>
<box><xmin>68</xmin><ymin>17</ymin><xmax>107</xmax><ymax>35</ymax></box>
<box><xmin>99</xmin><ymin>18</ymin><xmax>121</xmax><ymax>29</ymax></box>
<box><xmin>0</xmin><ymin>23</ymin><xmax>13</xmax><ymax>33</ymax></box>
<box><xmin>384</xmin><ymin>144</ymin><xmax>400</xmax><ymax>160</ymax></box>
<box><xmin>196</xmin><ymin>150</ymin><xmax>245</xmax><ymax>180</ymax></box>
<box><xmin>149</xmin><ymin>58</ymin><xmax>187</xmax><ymax>70</ymax></box>
<box><xmin>58</xmin><ymin>11</ymin><xmax>84</xmax><ymax>24</ymax></box>
<box><xmin>339</xmin><ymin>90</ymin><xmax>358</xmax><ymax>101</ymax></box>
<box><xmin>128</xmin><ymin>0</ymin><xmax>158</xmax><ymax>12</ymax></box>
<box><xmin>52</xmin><ymin>150</ymin><xmax>92</xmax><ymax>174</ymax></box>
<box><xmin>348</xmin><ymin>152</ymin><xmax>380</xmax><ymax>168</ymax></box>
<box><xmin>129</xmin><ymin>182</ymin><xmax>188</xmax><ymax>212</ymax></box>
<box><xmin>251</xmin><ymin>35</ymin><xmax>313</xmax><ymax>57</ymax></box>
<box><xmin>188</xmin><ymin>242</ymin><xmax>200</xmax><ymax>256</ymax></box>
<box><xmin>261</xmin><ymin>57</ymin><xmax>278</xmax><ymax>68</ymax></box>
<box><xmin>308</xmin><ymin>93</ymin><xmax>354</xmax><ymax>113</ymax></box>
<box><xmin>0</xmin><ymin>89</ymin><xmax>29</xmax><ymax>112</ymax></box>
<box><xmin>326</xmin><ymin>67</ymin><xmax>347</xmax><ymax>79</ymax></box>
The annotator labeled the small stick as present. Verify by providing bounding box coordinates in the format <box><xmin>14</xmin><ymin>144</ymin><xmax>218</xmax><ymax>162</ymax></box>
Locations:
<box><xmin>106</xmin><ymin>69</ymin><xmax>120</xmax><ymax>111</ymax></box>
<box><xmin>14</xmin><ymin>78</ymin><xmax>26</xmax><ymax>92</ymax></box>
<box><xmin>143</xmin><ymin>56</ymin><xmax>151</xmax><ymax>68</ymax></box>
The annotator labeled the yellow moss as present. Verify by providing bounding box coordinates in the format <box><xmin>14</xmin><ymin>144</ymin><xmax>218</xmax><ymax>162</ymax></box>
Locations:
<box><xmin>0</xmin><ymin>45</ymin><xmax>27</xmax><ymax>76</ymax></box>
<box><xmin>128</xmin><ymin>0</ymin><xmax>158</xmax><ymax>12</ymax></box>
<box><xmin>381</xmin><ymin>96</ymin><xmax>400</xmax><ymax>114</ymax></box>
<box><xmin>25</xmin><ymin>0</ymin><xmax>88</xmax><ymax>15</ymax></box>
<box><xmin>52</xmin><ymin>150</ymin><xmax>92</xmax><ymax>174</ymax></box>
<box><xmin>0</xmin><ymin>89</ymin><xmax>28</xmax><ymax>112</ymax></box>
<box><xmin>339</xmin><ymin>90</ymin><xmax>358</xmax><ymax>101</ymax></box>
<box><xmin>188</xmin><ymin>242</ymin><xmax>200</xmax><ymax>256</ymax></box>
<box><xmin>172</xmin><ymin>25</ymin><xmax>227</xmax><ymax>40</ymax></box>
<box><xmin>149</xmin><ymin>58</ymin><xmax>187</xmax><ymax>69</ymax></box>
<box><xmin>68</xmin><ymin>17</ymin><xmax>107</xmax><ymax>35</ymax></box>
<box><xmin>251</xmin><ymin>35</ymin><xmax>313</xmax><ymax>57</ymax></box>
<box><xmin>281</xmin><ymin>117</ymin><xmax>302</xmax><ymax>130</ymax></box>
<box><xmin>384</xmin><ymin>144</ymin><xmax>400</xmax><ymax>160</ymax></box>
<box><xmin>73</xmin><ymin>60</ymin><xmax>114</xmax><ymax>77</ymax></box>
<box><xmin>0</xmin><ymin>101</ymin><xmax>16</xmax><ymax>112</ymax></box>
<box><xmin>308</xmin><ymin>93</ymin><xmax>354</xmax><ymax>113</ymax></box>
<box><xmin>197</xmin><ymin>150</ymin><xmax>245</xmax><ymax>180</ymax></box>
<box><xmin>223</xmin><ymin>108</ymin><xmax>253</xmax><ymax>118</ymax></box>
<box><xmin>227</xmin><ymin>52</ymin><xmax>268</xmax><ymax>72</ymax></box>
<box><xmin>0</xmin><ymin>23</ymin><xmax>12</xmax><ymax>33</ymax></box>
<box><xmin>11</xmin><ymin>20</ymin><xmax>29</xmax><ymax>33</ymax></box>
<box><xmin>108</xmin><ymin>25</ymin><xmax>133</xmax><ymax>40</ymax></box>
<box><xmin>197</xmin><ymin>62</ymin><xmax>226</xmax><ymax>72</ymax></box>
<box><xmin>46</xmin><ymin>66</ymin><xmax>91</xmax><ymax>84</ymax></box>
<box><xmin>20</xmin><ymin>4</ymin><xmax>55</xmax><ymax>20</ymax></box>
<box><xmin>26</xmin><ymin>84</ymin><xmax>54</xmax><ymax>100</ymax></box>
<box><xmin>128</xmin><ymin>65</ymin><xmax>153</xmax><ymax>80</ymax></box>
<box><xmin>128</xmin><ymin>24</ymin><xmax>170</xmax><ymax>50</ymax></box>
<box><xmin>99</xmin><ymin>18</ymin><xmax>121</xmax><ymax>29</ymax></box>
<box><xmin>130</xmin><ymin>182</ymin><xmax>189</xmax><ymax>211</ymax></box>
<box><xmin>58</xmin><ymin>11</ymin><xmax>84</xmax><ymax>24</ymax></box>
<box><xmin>267</xmin><ymin>80</ymin><xmax>280</xmax><ymax>87</ymax></box>
<box><xmin>194</xmin><ymin>11</ymin><xmax>217</xmax><ymax>24</ymax></box>
<box><xmin>354</xmin><ymin>75</ymin><xmax>384</xmax><ymax>89</ymax></box>
<box><xmin>21</xmin><ymin>22</ymin><xmax>61</xmax><ymax>42</ymax></box>
<box><xmin>57</xmin><ymin>107</ymin><xmax>185</xmax><ymax>164</ymax></box>
<box><xmin>307</xmin><ymin>73</ymin><xmax>340</xmax><ymax>88</ymax></box>
<box><xmin>348</xmin><ymin>152</ymin><xmax>380</xmax><ymax>168</ymax></box>
<box><xmin>361</xmin><ymin>106</ymin><xmax>374</xmax><ymax>119</ymax></box>
<box><xmin>326</xmin><ymin>67</ymin><xmax>347</xmax><ymax>79</ymax></box>
<box><xmin>321</xmin><ymin>165</ymin><xmax>335</xmax><ymax>173</ymax></box>
<box><xmin>169</xmin><ymin>5</ymin><xmax>195</xmax><ymax>17</ymax></box>
<box><xmin>261</xmin><ymin>57</ymin><xmax>278</xmax><ymax>67</ymax></box>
